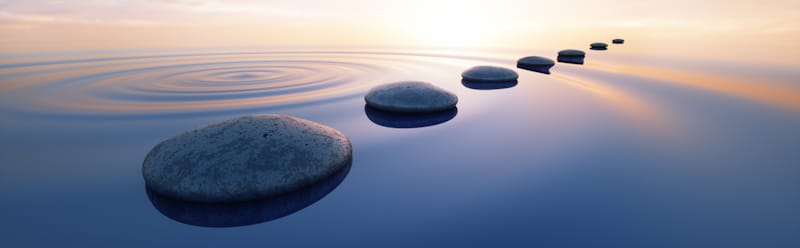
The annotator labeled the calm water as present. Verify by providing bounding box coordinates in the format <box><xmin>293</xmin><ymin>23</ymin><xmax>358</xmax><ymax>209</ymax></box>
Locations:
<box><xmin>1</xmin><ymin>45</ymin><xmax>799</xmax><ymax>247</ymax></box>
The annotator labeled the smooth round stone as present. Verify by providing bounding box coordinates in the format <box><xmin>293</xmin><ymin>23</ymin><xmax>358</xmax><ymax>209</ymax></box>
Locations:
<box><xmin>558</xmin><ymin>49</ymin><xmax>586</xmax><ymax>57</ymax></box>
<box><xmin>143</xmin><ymin>115</ymin><xmax>352</xmax><ymax>203</ymax></box>
<box><xmin>591</xmin><ymin>42</ymin><xmax>608</xmax><ymax>49</ymax></box>
<box><xmin>517</xmin><ymin>56</ymin><xmax>555</xmax><ymax>67</ymax></box>
<box><xmin>461</xmin><ymin>65</ymin><xmax>519</xmax><ymax>83</ymax></box>
<box><xmin>364</xmin><ymin>81</ymin><xmax>458</xmax><ymax>113</ymax></box>
<box><xmin>612</xmin><ymin>38</ymin><xmax>625</xmax><ymax>44</ymax></box>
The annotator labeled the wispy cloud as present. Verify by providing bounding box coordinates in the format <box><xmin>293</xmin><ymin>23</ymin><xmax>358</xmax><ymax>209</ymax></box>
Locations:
<box><xmin>157</xmin><ymin>0</ymin><xmax>310</xmax><ymax>17</ymax></box>
<box><xmin>0</xmin><ymin>0</ymin><xmax>313</xmax><ymax>27</ymax></box>
<box><xmin>1</xmin><ymin>0</ymin><xmax>798</xmax><ymax>52</ymax></box>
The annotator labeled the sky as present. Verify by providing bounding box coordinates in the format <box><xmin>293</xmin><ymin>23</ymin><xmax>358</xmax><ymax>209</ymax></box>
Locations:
<box><xmin>1</xmin><ymin>0</ymin><xmax>799</xmax><ymax>59</ymax></box>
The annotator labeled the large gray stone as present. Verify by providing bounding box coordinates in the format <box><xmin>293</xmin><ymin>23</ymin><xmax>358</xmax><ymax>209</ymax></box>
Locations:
<box><xmin>461</xmin><ymin>66</ymin><xmax>519</xmax><ymax>83</ymax></box>
<box><xmin>143</xmin><ymin>115</ymin><xmax>352</xmax><ymax>203</ymax></box>
<box><xmin>364</xmin><ymin>81</ymin><xmax>458</xmax><ymax>113</ymax></box>
<box><xmin>558</xmin><ymin>49</ymin><xmax>586</xmax><ymax>57</ymax></box>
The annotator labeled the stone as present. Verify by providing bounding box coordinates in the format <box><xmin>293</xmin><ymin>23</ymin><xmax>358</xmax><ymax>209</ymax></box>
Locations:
<box><xmin>612</xmin><ymin>38</ymin><xmax>625</xmax><ymax>44</ymax></box>
<box><xmin>557</xmin><ymin>56</ymin><xmax>585</xmax><ymax>65</ymax></box>
<box><xmin>558</xmin><ymin>49</ymin><xmax>586</xmax><ymax>57</ymax></box>
<box><xmin>590</xmin><ymin>42</ymin><xmax>608</xmax><ymax>49</ymax></box>
<box><xmin>461</xmin><ymin>65</ymin><xmax>519</xmax><ymax>83</ymax></box>
<box><xmin>516</xmin><ymin>56</ymin><xmax>556</xmax><ymax>74</ymax></box>
<box><xmin>142</xmin><ymin>114</ymin><xmax>352</xmax><ymax>203</ymax></box>
<box><xmin>364</xmin><ymin>81</ymin><xmax>458</xmax><ymax>113</ymax></box>
<box><xmin>517</xmin><ymin>56</ymin><xmax>555</xmax><ymax>67</ymax></box>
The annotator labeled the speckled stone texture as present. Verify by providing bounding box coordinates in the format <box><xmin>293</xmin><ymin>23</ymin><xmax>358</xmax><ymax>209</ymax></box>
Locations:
<box><xmin>364</xmin><ymin>81</ymin><xmax>458</xmax><ymax>113</ymax></box>
<box><xmin>558</xmin><ymin>49</ymin><xmax>586</xmax><ymax>57</ymax></box>
<box><xmin>461</xmin><ymin>66</ymin><xmax>519</xmax><ymax>83</ymax></box>
<box><xmin>142</xmin><ymin>115</ymin><xmax>352</xmax><ymax>203</ymax></box>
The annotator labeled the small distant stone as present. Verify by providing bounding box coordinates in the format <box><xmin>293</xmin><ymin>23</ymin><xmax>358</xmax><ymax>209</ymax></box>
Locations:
<box><xmin>365</xmin><ymin>81</ymin><xmax>458</xmax><ymax>113</ymax></box>
<box><xmin>143</xmin><ymin>115</ymin><xmax>352</xmax><ymax>203</ymax></box>
<box><xmin>558</xmin><ymin>49</ymin><xmax>586</xmax><ymax>57</ymax></box>
<box><xmin>516</xmin><ymin>56</ymin><xmax>555</xmax><ymax>74</ymax></box>
<box><xmin>461</xmin><ymin>66</ymin><xmax>519</xmax><ymax>83</ymax></box>
<box><xmin>590</xmin><ymin>42</ymin><xmax>608</xmax><ymax>49</ymax></box>
<box><xmin>517</xmin><ymin>56</ymin><xmax>555</xmax><ymax>67</ymax></box>
<box><xmin>612</xmin><ymin>38</ymin><xmax>625</xmax><ymax>44</ymax></box>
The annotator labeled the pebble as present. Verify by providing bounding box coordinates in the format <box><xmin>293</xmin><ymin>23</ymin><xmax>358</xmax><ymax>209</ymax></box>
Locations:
<box><xmin>142</xmin><ymin>114</ymin><xmax>352</xmax><ymax>203</ymax></box>
<box><xmin>461</xmin><ymin>66</ymin><xmax>519</xmax><ymax>83</ymax></box>
<box><xmin>365</xmin><ymin>81</ymin><xmax>458</xmax><ymax>113</ymax></box>
<box><xmin>558</xmin><ymin>49</ymin><xmax>586</xmax><ymax>57</ymax></box>
<box><xmin>590</xmin><ymin>42</ymin><xmax>608</xmax><ymax>49</ymax></box>
<box><xmin>517</xmin><ymin>56</ymin><xmax>556</xmax><ymax>74</ymax></box>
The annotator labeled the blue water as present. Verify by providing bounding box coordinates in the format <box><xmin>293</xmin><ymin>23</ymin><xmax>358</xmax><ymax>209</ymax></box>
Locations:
<box><xmin>1</xmin><ymin>47</ymin><xmax>799</xmax><ymax>247</ymax></box>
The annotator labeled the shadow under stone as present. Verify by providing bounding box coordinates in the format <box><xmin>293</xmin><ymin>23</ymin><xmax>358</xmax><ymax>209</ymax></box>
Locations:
<box><xmin>590</xmin><ymin>47</ymin><xmax>608</xmax><ymax>51</ymax></box>
<box><xmin>461</xmin><ymin>79</ymin><xmax>518</xmax><ymax>90</ymax></box>
<box><xmin>557</xmin><ymin>56</ymin><xmax>585</xmax><ymax>65</ymax></box>
<box><xmin>364</xmin><ymin>105</ymin><xmax>457</xmax><ymax>128</ymax></box>
<box><xmin>146</xmin><ymin>162</ymin><xmax>351</xmax><ymax>228</ymax></box>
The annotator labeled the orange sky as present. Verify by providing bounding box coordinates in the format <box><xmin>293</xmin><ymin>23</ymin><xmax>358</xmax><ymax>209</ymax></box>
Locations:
<box><xmin>1</xmin><ymin>0</ymin><xmax>799</xmax><ymax>61</ymax></box>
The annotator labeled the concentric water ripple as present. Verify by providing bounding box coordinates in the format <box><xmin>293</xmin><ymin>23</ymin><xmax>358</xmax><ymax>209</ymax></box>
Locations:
<box><xmin>0</xmin><ymin>51</ymin><xmax>503</xmax><ymax>120</ymax></box>
<box><xmin>3</xmin><ymin>49</ymin><xmax>796</xmax><ymax>124</ymax></box>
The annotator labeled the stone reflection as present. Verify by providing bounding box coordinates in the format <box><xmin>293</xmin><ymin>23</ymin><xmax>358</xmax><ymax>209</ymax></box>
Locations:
<box><xmin>557</xmin><ymin>56</ymin><xmax>585</xmax><ymax>65</ymax></box>
<box><xmin>461</xmin><ymin>79</ymin><xmax>518</xmax><ymax>90</ymax></box>
<box><xmin>364</xmin><ymin>105</ymin><xmax>457</xmax><ymax>128</ymax></box>
<box><xmin>146</xmin><ymin>163</ymin><xmax>351</xmax><ymax>228</ymax></box>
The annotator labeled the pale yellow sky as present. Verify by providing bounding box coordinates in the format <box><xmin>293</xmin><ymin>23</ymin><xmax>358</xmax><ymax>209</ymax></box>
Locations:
<box><xmin>1</xmin><ymin>0</ymin><xmax>799</xmax><ymax>60</ymax></box>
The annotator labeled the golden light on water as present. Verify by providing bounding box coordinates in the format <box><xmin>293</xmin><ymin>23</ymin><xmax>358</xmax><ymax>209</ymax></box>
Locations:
<box><xmin>612</xmin><ymin>64</ymin><xmax>800</xmax><ymax>111</ymax></box>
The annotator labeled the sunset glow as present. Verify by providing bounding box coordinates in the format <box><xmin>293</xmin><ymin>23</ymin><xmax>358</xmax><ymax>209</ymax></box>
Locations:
<box><xmin>1</xmin><ymin>0</ymin><xmax>798</xmax><ymax>61</ymax></box>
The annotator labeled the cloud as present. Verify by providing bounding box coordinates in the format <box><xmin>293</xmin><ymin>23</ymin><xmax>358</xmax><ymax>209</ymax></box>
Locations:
<box><xmin>0</xmin><ymin>11</ymin><xmax>57</xmax><ymax>23</ymax></box>
<box><xmin>0</xmin><ymin>0</ymin><xmax>310</xmax><ymax>29</ymax></box>
<box><xmin>154</xmin><ymin>0</ymin><xmax>206</xmax><ymax>6</ymax></box>
<box><xmin>155</xmin><ymin>0</ymin><xmax>311</xmax><ymax>17</ymax></box>
<box><xmin>0</xmin><ymin>9</ymin><xmax>158</xmax><ymax>28</ymax></box>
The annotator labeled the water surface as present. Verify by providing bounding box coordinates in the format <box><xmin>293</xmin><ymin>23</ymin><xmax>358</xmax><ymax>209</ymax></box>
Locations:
<box><xmin>1</xmin><ymin>45</ymin><xmax>799</xmax><ymax>247</ymax></box>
